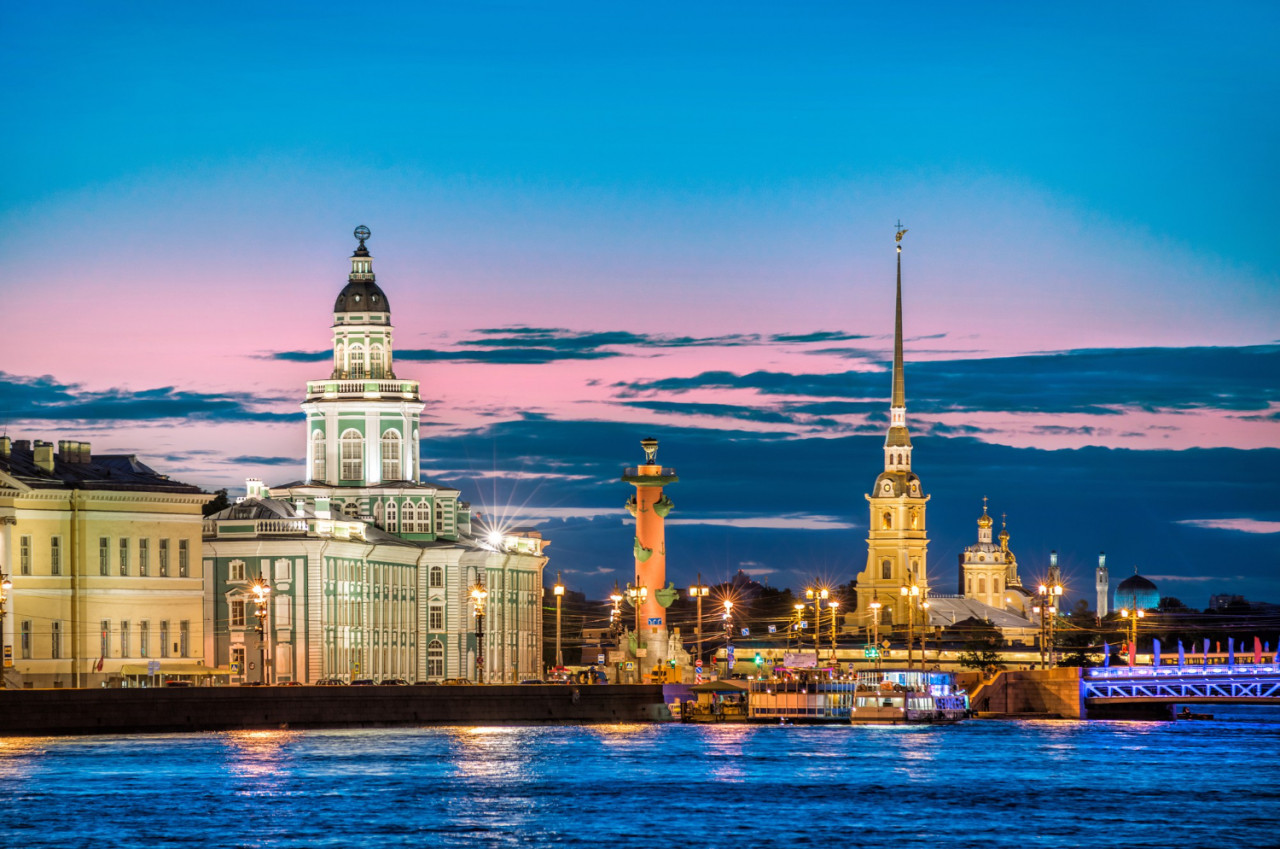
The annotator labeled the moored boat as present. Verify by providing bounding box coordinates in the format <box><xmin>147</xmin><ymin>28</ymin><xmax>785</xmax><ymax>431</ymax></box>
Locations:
<box><xmin>745</xmin><ymin>669</ymin><xmax>969</xmax><ymax>724</ymax></box>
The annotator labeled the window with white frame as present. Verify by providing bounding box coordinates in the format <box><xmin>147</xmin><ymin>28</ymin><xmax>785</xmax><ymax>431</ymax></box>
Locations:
<box><xmin>229</xmin><ymin>559</ymin><xmax>246</xmax><ymax>581</ymax></box>
<box><xmin>120</xmin><ymin>621</ymin><xmax>130</xmax><ymax>657</ymax></box>
<box><xmin>139</xmin><ymin>621</ymin><xmax>150</xmax><ymax>657</ymax></box>
<box><xmin>385</xmin><ymin>500</ymin><xmax>398</xmax><ymax>532</ymax></box>
<box><xmin>19</xmin><ymin>536</ymin><xmax>30</xmax><ymax>575</ymax></box>
<box><xmin>402</xmin><ymin>501</ymin><xmax>416</xmax><ymax>532</ymax></box>
<box><xmin>159</xmin><ymin>539</ymin><xmax>170</xmax><ymax>577</ymax></box>
<box><xmin>274</xmin><ymin>558</ymin><xmax>291</xmax><ymax>581</ymax></box>
<box><xmin>179</xmin><ymin>621</ymin><xmax>190</xmax><ymax>657</ymax></box>
<box><xmin>381</xmin><ymin>429</ymin><xmax>401</xmax><ymax>481</ymax></box>
<box><xmin>311</xmin><ymin>430</ymin><xmax>326</xmax><ymax>481</ymax></box>
<box><xmin>160</xmin><ymin>621</ymin><xmax>170</xmax><ymax>657</ymax></box>
<box><xmin>427</xmin><ymin>640</ymin><xmax>444</xmax><ymax>677</ymax></box>
<box><xmin>138</xmin><ymin>539</ymin><xmax>149</xmax><ymax>576</ymax></box>
<box><xmin>349</xmin><ymin>345</ymin><xmax>365</xmax><ymax>378</ymax></box>
<box><xmin>429</xmin><ymin>604</ymin><xmax>444</xmax><ymax>631</ymax></box>
<box><xmin>231</xmin><ymin>600</ymin><xmax>246</xmax><ymax>628</ymax></box>
<box><xmin>429</xmin><ymin>565</ymin><xmax>443</xmax><ymax>588</ymax></box>
<box><xmin>340</xmin><ymin>429</ymin><xmax>363</xmax><ymax>480</ymax></box>
<box><xmin>99</xmin><ymin>537</ymin><xmax>109</xmax><ymax>575</ymax></box>
<box><xmin>370</xmin><ymin>344</ymin><xmax>385</xmax><ymax>378</ymax></box>
<box><xmin>179</xmin><ymin>540</ymin><xmax>190</xmax><ymax>577</ymax></box>
<box><xmin>99</xmin><ymin>620</ymin><xmax>110</xmax><ymax>660</ymax></box>
<box><xmin>119</xmin><ymin>538</ymin><xmax>129</xmax><ymax>576</ymax></box>
<box><xmin>20</xmin><ymin>621</ymin><xmax>31</xmax><ymax>659</ymax></box>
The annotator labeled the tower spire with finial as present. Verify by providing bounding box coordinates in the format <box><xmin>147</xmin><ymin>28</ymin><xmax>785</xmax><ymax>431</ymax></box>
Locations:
<box><xmin>884</xmin><ymin>222</ymin><xmax>912</xmax><ymax>472</ymax></box>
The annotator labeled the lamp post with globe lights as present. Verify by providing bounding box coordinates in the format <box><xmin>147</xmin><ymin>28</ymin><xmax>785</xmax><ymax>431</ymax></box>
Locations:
<box><xmin>868</xmin><ymin>599</ymin><xmax>883</xmax><ymax>670</ymax></box>
<box><xmin>805</xmin><ymin>587</ymin><xmax>828</xmax><ymax>667</ymax></box>
<box><xmin>471</xmin><ymin>584</ymin><xmax>488</xmax><ymax>683</ymax></box>
<box><xmin>900</xmin><ymin>583</ymin><xmax>923</xmax><ymax>670</ymax></box>
<box><xmin>552</xmin><ymin>572</ymin><xmax>565</xmax><ymax>671</ymax></box>
<box><xmin>688</xmin><ymin>576</ymin><xmax>710</xmax><ymax>670</ymax></box>
<box><xmin>1119</xmin><ymin>605</ymin><xmax>1145</xmax><ymax>667</ymax></box>
<box><xmin>250</xmin><ymin>577</ymin><xmax>271</xmax><ymax>684</ymax></box>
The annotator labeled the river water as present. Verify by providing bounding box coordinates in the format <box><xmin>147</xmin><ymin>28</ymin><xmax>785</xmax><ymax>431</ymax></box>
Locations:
<box><xmin>2</xmin><ymin>708</ymin><xmax>1277</xmax><ymax>848</ymax></box>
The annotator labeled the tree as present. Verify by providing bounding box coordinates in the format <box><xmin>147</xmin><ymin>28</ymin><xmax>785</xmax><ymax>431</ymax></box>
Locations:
<box><xmin>202</xmin><ymin>489</ymin><xmax>230</xmax><ymax>517</ymax></box>
<box><xmin>1158</xmin><ymin>597</ymin><xmax>1187</xmax><ymax>611</ymax></box>
<box><xmin>1057</xmin><ymin>600</ymin><xmax>1100</xmax><ymax>667</ymax></box>
<box><xmin>954</xmin><ymin>619</ymin><xmax>1006</xmax><ymax>676</ymax></box>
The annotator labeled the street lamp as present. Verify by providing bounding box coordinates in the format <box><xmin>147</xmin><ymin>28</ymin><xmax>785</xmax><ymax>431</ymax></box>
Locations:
<box><xmin>721</xmin><ymin>599</ymin><xmax>734</xmax><ymax>677</ymax></box>
<box><xmin>688</xmin><ymin>575</ymin><xmax>710</xmax><ymax>670</ymax></box>
<box><xmin>552</xmin><ymin>572</ymin><xmax>565</xmax><ymax>671</ymax></box>
<box><xmin>827</xmin><ymin>599</ymin><xmax>840</xmax><ymax>666</ymax></box>
<box><xmin>608</xmin><ymin>584</ymin><xmax>624</xmax><ymax>682</ymax></box>
<box><xmin>1034</xmin><ymin>582</ymin><xmax>1063</xmax><ymax>669</ymax></box>
<box><xmin>805</xmin><ymin>587</ymin><xmax>828</xmax><ymax>667</ymax></box>
<box><xmin>470</xmin><ymin>584</ymin><xmax>488</xmax><ymax>683</ymax></box>
<box><xmin>792</xmin><ymin>603</ymin><xmax>805</xmax><ymax>654</ymax></box>
<box><xmin>867</xmin><ymin>599</ymin><xmax>883</xmax><ymax>670</ymax></box>
<box><xmin>900</xmin><ymin>583</ymin><xmax>921</xmax><ymax>670</ymax></box>
<box><xmin>625</xmin><ymin>581</ymin><xmax>647</xmax><ymax>682</ymax></box>
<box><xmin>1119</xmin><ymin>606</ymin><xmax>1145</xmax><ymax>667</ymax></box>
<box><xmin>250</xmin><ymin>577</ymin><xmax>271</xmax><ymax>684</ymax></box>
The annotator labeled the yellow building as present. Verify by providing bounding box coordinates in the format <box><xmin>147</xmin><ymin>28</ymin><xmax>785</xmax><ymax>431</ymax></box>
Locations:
<box><xmin>0</xmin><ymin>437</ymin><xmax>211</xmax><ymax>688</ymax></box>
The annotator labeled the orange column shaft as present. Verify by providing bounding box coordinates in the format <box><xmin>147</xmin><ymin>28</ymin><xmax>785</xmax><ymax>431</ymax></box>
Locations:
<box><xmin>633</xmin><ymin>472</ymin><xmax>666</xmax><ymax>629</ymax></box>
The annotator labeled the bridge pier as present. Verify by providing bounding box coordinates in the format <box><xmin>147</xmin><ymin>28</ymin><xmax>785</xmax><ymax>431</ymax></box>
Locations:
<box><xmin>1085</xmin><ymin>701</ymin><xmax>1174</xmax><ymax>721</ymax></box>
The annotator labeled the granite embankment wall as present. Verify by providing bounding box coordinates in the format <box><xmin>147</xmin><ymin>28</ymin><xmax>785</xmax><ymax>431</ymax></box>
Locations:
<box><xmin>969</xmin><ymin>668</ymin><xmax>1084</xmax><ymax>718</ymax></box>
<box><xmin>0</xmin><ymin>685</ymin><xmax>670</xmax><ymax>736</ymax></box>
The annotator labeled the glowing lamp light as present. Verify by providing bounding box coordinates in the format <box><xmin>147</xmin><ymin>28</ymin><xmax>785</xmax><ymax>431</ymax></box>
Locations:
<box><xmin>486</xmin><ymin>530</ymin><xmax>504</xmax><ymax>548</ymax></box>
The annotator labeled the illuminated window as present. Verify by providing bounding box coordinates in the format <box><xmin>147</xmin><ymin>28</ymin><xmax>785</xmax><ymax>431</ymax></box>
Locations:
<box><xmin>139</xmin><ymin>539</ymin><xmax>149</xmax><ymax>576</ymax></box>
<box><xmin>882</xmin><ymin>512</ymin><xmax>892</xmax><ymax>530</ymax></box>
<box><xmin>179</xmin><ymin>540</ymin><xmax>190</xmax><ymax>577</ymax></box>
<box><xmin>139</xmin><ymin>621</ymin><xmax>150</xmax><ymax>657</ymax></box>
<box><xmin>312</xmin><ymin>430</ymin><xmax>326</xmax><ymax>481</ymax></box>
<box><xmin>100</xmin><ymin>620</ymin><xmax>110</xmax><ymax>660</ymax></box>
<box><xmin>159</xmin><ymin>539</ymin><xmax>170</xmax><ymax>577</ymax></box>
<box><xmin>340</xmin><ymin>429</ymin><xmax>363</xmax><ymax>480</ymax></box>
<box><xmin>381</xmin><ymin>430</ymin><xmax>401</xmax><ymax>481</ymax></box>
<box><xmin>427</xmin><ymin>640</ymin><xmax>444</xmax><ymax>678</ymax></box>
<box><xmin>349</xmin><ymin>345</ymin><xmax>365</xmax><ymax>379</ymax></box>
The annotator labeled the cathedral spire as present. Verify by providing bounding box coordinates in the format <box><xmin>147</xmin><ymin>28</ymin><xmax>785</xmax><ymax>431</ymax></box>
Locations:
<box><xmin>884</xmin><ymin>223</ymin><xmax>912</xmax><ymax>472</ymax></box>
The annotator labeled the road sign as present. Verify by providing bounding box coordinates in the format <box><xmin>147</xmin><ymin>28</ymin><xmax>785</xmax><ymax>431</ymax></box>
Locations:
<box><xmin>863</xmin><ymin>647</ymin><xmax>880</xmax><ymax>659</ymax></box>
<box><xmin>767</xmin><ymin>625</ymin><xmax>776</xmax><ymax>634</ymax></box>
<box><xmin>624</xmin><ymin>661</ymin><xmax>635</xmax><ymax>671</ymax></box>
<box><xmin>881</xmin><ymin>639</ymin><xmax>890</xmax><ymax>649</ymax></box>
<box><xmin>2</xmin><ymin>645</ymin><xmax>11</xmax><ymax>668</ymax></box>
<box><xmin>647</xmin><ymin>617</ymin><xmax>663</xmax><ymax>626</ymax></box>
<box><xmin>597</xmin><ymin>654</ymin><xmax>605</xmax><ymax>664</ymax></box>
<box><xmin>148</xmin><ymin>660</ymin><xmax>161</xmax><ymax>674</ymax></box>
<box><xmin>230</xmin><ymin>661</ymin><xmax>242</xmax><ymax>674</ymax></box>
<box><xmin>740</xmin><ymin>627</ymin><xmax>749</xmax><ymax>637</ymax></box>
<box><xmin>727</xmin><ymin>645</ymin><xmax>735</xmax><ymax>668</ymax></box>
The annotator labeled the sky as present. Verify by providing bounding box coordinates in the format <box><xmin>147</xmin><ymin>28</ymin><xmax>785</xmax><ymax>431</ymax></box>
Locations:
<box><xmin>2</xmin><ymin>2</ymin><xmax>1278</xmax><ymax>606</ymax></box>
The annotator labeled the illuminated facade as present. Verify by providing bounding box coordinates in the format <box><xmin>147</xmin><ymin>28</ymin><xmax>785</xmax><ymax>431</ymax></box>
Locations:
<box><xmin>203</xmin><ymin>228</ymin><xmax>549</xmax><ymax>683</ymax></box>
<box><xmin>0</xmin><ymin>438</ymin><xmax>210</xmax><ymax>688</ymax></box>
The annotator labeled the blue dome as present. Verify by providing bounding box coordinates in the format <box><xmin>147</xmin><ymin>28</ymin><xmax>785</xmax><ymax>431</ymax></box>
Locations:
<box><xmin>1114</xmin><ymin>573</ymin><xmax>1160</xmax><ymax>612</ymax></box>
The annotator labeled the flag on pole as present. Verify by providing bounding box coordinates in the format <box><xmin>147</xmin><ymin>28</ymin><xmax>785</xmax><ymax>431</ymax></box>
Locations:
<box><xmin>1127</xmin><ymin>640</ymin><xmax>1136</xmax><ymax>667</ymax></box>
<box><xmin>1152</xmin><ymin>638</ymin><xmax>1161</xmax><ymax>669</ymax></box>
<box><xmin>1228</xmin><ymin>638</ymin><xmax>1235</xmax><ymax>667</ymax></box>
<box><xmin>1254</xmin><ymin>636</ymin><xmax>1263</xmax><ymax>665</ymax></box>
<box><xmin>1203</xmin><ymin>638</ymin><xmax>1210</xmax><ymax>668</ymax></box>
<box><xmin>1102</xmin><ymin>642</ymin><xmax>1110</xmax><ymax>667</ymax></box>
<box><xmin>1177</xmin><ymin>640</ymin><xmax>1185</xmax><ymax>668</ymax></box>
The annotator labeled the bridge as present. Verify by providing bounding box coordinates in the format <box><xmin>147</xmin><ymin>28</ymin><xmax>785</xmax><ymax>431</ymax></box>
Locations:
<box><xmin>1082</xmin><ymin>664</ymin><xmax>1280</xmax><ymax>718</ymax></box>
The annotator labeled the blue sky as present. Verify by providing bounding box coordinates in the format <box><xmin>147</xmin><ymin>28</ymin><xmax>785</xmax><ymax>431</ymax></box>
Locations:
<box><xmin>1</xmin><ymin>2</ymin><xmax>1277</xmax><ymax>605</ymax></box>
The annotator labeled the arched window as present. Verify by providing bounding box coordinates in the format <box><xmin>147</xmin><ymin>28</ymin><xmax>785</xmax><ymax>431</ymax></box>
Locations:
<box><xmin>311</xmin><ymin>430</ymin><xmax>326</xmax><ymax>482</ymax></box>
<box><xmin>371</xmin><ymin>344</ymin><xmax>385</xmax><ymax>379</ymax></box>
<box><xmin>381</xmin><ymin>430</ymin><xmax>401</xmax><ymax>482</ymax></box>
<box><xmin>429</xmin><ymin>565</ymin><xmax>444</xmax><ymax>588</ymax></box>
<box><xmin>385</xmin><ymin>500</ymin><xmax>398</xmax><ymax>532</ymax></box>
<box><xmin>882</xmin><ymin>511</ymin><xmax>893</xmax><ymax>530</ymax></box>
<box><xmin>373</xmin><ymin>501</ymin><xmax>383</xmax><ymax>526</ymax></box>
<box><xmin>340</xmin><ymin>429</ymin><xmax>363</xmax><ymax>480</ymax></box>
<box><xmin>910</xmin><ymin>509</ymin><xmax>919</xmax><ymax>529</ymax></box>
<box><xmin>402</xmin><ymin>501</ymin><xmax>417</xmax><ymax>533</ymax></box>
<box><xmin>343</xmin><ymin>501</ymin><xmax>359</xmax><ymax>518</ymax></box>
<box><xmin>349</xmin><ymin>345</ymin><xmax>365</xmax><ymax>379</ymax></box>
<box><xmin>427</xmin><ymin>639</ymin><xmax>444</xmax><ymax>678</ymax></box>
<box><xmin>881</xmin><ymin>559</ymin><xmax>892</xmax><ymax>581</ymax></box>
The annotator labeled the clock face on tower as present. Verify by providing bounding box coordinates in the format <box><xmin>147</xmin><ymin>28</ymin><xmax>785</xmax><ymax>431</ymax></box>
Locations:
<box><xmin>354</xmin><ymin>225</ymin><xmax>371</xmax><ymax>242</ymax></box>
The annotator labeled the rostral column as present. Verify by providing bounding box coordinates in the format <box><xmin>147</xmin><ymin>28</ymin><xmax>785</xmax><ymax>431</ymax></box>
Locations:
<box><xmin>622</xmin><ymin>438</ymin><xmax>679</xmax><ymax>680</ymax></box>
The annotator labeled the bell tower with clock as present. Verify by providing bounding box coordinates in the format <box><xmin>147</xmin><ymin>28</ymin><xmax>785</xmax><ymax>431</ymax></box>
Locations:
<box><xmin>856</xmin><ymin>226</ymin><xmax>931</xmax><ymax>628</ymax></box>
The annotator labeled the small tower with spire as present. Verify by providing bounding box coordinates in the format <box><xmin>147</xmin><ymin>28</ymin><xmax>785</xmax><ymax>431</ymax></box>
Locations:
<box><xmin>858</xmin><ymin>224</ymin><xmax>930</xmax><ymax>629</ymax></box>
<box><xmin>1096</xmin><ymin>552</ymin><xmax>1109</xmax><ymax>618</ymax></box>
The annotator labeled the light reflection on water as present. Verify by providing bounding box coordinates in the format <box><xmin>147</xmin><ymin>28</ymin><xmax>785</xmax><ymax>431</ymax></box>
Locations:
<box><xmin>0</xmin><ymin>708</ymin><xmax>1277</xmax><ymax>848</ymax></box>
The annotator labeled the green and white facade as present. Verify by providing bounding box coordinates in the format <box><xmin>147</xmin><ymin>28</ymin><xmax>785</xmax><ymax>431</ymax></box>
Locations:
<box><xmin>202</xmin><ymin>229</ymin><xmax>549</xmax><ymax>683</ymax></box>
